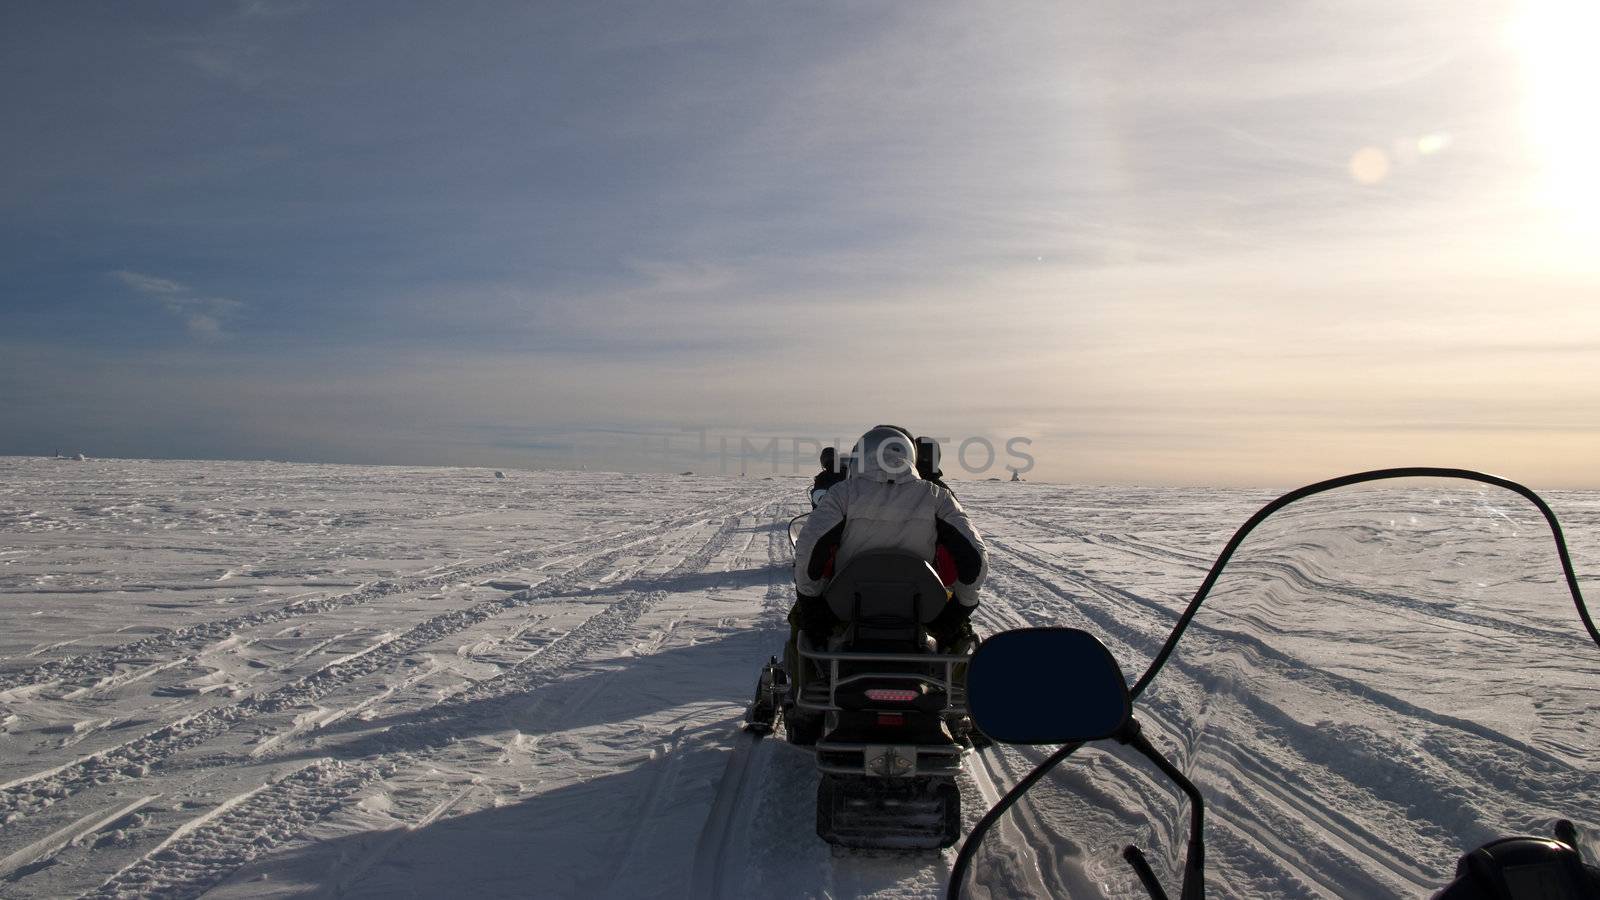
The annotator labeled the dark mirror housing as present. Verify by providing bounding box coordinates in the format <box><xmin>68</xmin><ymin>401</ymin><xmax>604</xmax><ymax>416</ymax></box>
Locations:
<box><xmin>967</xmin><ymin>627</ymin><xmax>1132</xmax><ymax>744</ymax></box>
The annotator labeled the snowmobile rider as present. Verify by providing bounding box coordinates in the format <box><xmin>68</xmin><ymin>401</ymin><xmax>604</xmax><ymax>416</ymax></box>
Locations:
<box><xmin>915</xmin><ymin>435</ymin><xmax>953</xmax><ymax>494</ymax></box>
<box><xmin>810</xmin><ymin>446</ymin><xmax>847</xmax><ymax>508</ymax></box>
<box><xmin>790</xmin><ymin>425</ymin><xmax>987</xmax><ymax>655</ymax></box>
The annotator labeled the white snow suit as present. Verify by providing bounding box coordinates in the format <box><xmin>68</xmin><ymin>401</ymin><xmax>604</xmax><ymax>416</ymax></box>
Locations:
<box><xmin>793</xmin><ymin>429</ymin><xmax>987</xmax><ymax>609</ymax></box>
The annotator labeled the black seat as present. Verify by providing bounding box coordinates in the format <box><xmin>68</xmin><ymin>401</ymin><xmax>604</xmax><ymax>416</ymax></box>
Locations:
<box><xmin>823</xmin><ymin>552</ymin><xmax>948</xmax><ymax>653</ymax></box>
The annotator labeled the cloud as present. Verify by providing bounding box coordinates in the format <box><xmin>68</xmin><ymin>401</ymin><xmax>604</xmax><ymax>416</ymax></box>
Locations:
<box><xmin>184</xmin><ymin>312</ymin><xmax>225</xmax><ymax>340</ymax></box>
<box><xmin>0</xmin><ymin>3</ymin><xmax>1591</xmax><ymax>485</ymax></box>
<box><xmin>112</xmin><ymin>270</ymin><xmax>187</xmax><ymax>295</ymax></box>
<box><xmin>112</xmin><ymin>270</ymin><xmax>244</xmax><ymax>341</ymax></box>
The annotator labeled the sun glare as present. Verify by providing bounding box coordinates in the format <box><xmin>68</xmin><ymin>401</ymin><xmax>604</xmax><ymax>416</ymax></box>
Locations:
<box><xmin>1512</xmin><ymin>0</ymin><xmax>1600</xmax><ymax>233</ymax></box>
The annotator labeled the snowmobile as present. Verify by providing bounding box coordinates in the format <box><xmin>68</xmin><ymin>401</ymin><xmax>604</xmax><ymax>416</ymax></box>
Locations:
<box><xmin>948</xmin><ymin>467</ymin><xmax>1600</xmax><ymax>899</ymax></box>
<box><xmin>749</xmin><ymin>551</ymin><xmax>974</xmax><ymax>850</ymax></box>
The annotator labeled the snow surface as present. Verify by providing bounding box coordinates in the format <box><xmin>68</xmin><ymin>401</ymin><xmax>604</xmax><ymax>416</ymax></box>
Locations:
<box><xmin>0</xmin><ymin>458</ymin><xmax>1594</xmax><ymax>898</ymax></box>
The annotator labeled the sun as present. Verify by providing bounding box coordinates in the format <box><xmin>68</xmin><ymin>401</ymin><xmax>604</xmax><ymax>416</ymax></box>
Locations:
<box><xmin>1511</xmin><ymin>0</ymin><xmax>1600</xmax><ymax>233</ymax></box>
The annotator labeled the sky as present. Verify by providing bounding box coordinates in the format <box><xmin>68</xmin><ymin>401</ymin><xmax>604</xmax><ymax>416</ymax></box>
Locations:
<box><xmin>3</xmin><ymin>0</ymin><xmax>1598</xmax><ymax>486</ymax></box>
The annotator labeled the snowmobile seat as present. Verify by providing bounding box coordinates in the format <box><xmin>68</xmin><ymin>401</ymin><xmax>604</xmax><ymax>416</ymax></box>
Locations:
<box><xmin>823</xmin><ymin>552</ymin><xmax>948</xmax><ymax>651</ymax></box>
<box><xmin>792</xmin><ymin>553</ymin><xmax>970</xmax><ymax>721</ymax></box>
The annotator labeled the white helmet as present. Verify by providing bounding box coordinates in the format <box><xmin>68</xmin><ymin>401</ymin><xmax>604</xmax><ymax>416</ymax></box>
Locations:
<box><xmin>849</xmin><ymin>425</ymin><xmax>918</xmax><ymax>482</ymax></box>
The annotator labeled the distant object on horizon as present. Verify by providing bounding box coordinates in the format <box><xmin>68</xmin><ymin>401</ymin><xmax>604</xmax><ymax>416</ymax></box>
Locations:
<box><xmin>680</xmin><ymin>471</ymin><xmax>694</xmax><ymax>476</ymax></box>
<box><xmin>494</xmin><ymin>470</ymin><xmax>506</xmax><ymax>479</ymax></box>
<box><xmin>1010</xmin><ymin>469</ymin><xmax>1023</xmax><ymax>483</ymax></box>
<box><xmin>51</xmin><ymin>449</ymin><xmax>88</xmax><ymax>461</ymax></box>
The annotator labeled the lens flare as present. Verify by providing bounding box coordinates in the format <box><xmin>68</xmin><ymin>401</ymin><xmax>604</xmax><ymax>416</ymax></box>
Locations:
<box><xmin>1349</xmin><ymin>146</ymin><xmax>1391</xmax><ymax>185</ymax></box>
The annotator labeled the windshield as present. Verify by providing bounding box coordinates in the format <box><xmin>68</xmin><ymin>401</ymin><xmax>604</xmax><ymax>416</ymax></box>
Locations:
<box><xmin>961</xmin><ymin>478</ymin><xmax>1598</xmax><ymax>898</ymax></box>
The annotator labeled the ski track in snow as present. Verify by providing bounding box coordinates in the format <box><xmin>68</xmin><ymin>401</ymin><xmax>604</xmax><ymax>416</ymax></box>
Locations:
<box><xmin>0</xmin><ymin>459</ymin><xmax>1595</xmax><ymax>898</ymax></box>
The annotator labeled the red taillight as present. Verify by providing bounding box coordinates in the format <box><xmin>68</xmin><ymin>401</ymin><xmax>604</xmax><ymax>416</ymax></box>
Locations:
<box><xmin>865</xmin><ymin>688</ymin><xmax>918</xmax><ymax>703</ymax></box>
<box><xmin>877</xmin><ymin>712</ymin><xmax>905</xmax><ymax>726</ymax></box>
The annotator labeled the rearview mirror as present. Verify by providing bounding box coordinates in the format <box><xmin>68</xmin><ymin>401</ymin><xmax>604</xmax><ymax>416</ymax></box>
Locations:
<box><xmin>967</xmin><ymin>627</ymin><xmax>1131</xmax><ymax>744</ymax></box>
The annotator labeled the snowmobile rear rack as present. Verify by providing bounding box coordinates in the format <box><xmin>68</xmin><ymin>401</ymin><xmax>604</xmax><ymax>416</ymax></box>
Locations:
<box><xmin>792</xmin><ymin>643</ymin><xmax>970</xmax><ymax>715</ymax></box>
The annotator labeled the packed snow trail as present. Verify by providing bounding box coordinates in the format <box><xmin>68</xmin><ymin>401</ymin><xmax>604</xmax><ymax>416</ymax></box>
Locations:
<box><xmin>0</xmin><ymin>459</ymin><xmax>1595</xmax><ymax>897</ymax></box>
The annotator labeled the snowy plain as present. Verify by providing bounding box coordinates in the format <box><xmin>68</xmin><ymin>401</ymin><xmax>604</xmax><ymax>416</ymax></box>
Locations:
<box><xmin>0</xmin><ymin>457</ymin><xmax>1594</xmax><ymax>899</ymax></box>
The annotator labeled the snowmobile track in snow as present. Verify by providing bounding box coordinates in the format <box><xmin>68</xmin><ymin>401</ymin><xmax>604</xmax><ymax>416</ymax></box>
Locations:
<box><xmin>79</xmin><ymin>760</ymin><xmax>382</xmax><ymax>900</ymax></box>
<box><xmin>327</xmin><ymin>510</ymin><xmax>756</xmax><ymax>760</ymax></box>
<box><xmin>0</xmin><ymin>501</ymin><xmax>769</xmax><ymax>827</ymax></box>
<box><xmin>13</xmin><ymin>504</ymin><xmax>767</xmax><ymax>897</ymax></box>
<box><xmin>0</xmin><ymin>500</ymin><xmax>745</xmax><ymax>694</ymax></box>
<box><xmin>688</xmin><ymin>501</ymin><xmax>797</xmax><ymax>900</ymax></box>
<box><xmin>688</xmin><ymin>730</ymin><xmax>768</xmax><ymax>900</ymax></box>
